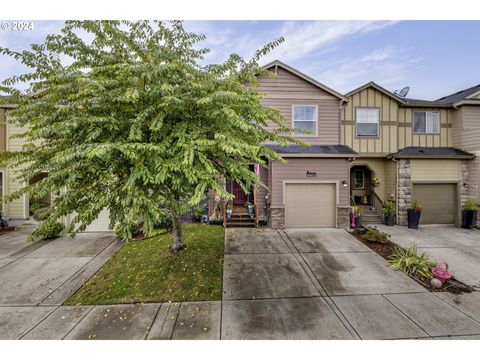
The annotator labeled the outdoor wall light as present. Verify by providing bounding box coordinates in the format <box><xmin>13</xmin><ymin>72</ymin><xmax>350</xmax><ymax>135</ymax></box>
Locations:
<box><xmin>342</xmin><ymin>180</ymin><xmax>348</xmax><ymax>187</ymax></box>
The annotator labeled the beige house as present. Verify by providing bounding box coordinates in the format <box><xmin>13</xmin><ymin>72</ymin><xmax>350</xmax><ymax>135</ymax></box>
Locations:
<box><xmin>342</xmin><ymin>82</ymin><xmax>479</xmax><ymax>226</ymax></box>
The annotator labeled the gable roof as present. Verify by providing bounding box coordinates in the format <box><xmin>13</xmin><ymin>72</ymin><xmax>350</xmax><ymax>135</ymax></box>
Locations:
<box><xmin>262</xmin><ymin>60</ymin><xmax>348</xmax><ymax>101</ymax></box>
<box><xmin>345</xmin><ymin>81</ymin><xmax>407</xmax><ymax>104</ymax></box>
<box><xmin>436</xmin><ymin>84</ymin><xmax>480</xmax><ymax>105</ymax></box>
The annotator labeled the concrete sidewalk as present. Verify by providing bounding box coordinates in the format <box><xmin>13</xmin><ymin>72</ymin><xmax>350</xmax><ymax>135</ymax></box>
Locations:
<box><xmin>1</xmin><ymin>227</ymin><xmax>480</xmax><ymax>340</ymax></box>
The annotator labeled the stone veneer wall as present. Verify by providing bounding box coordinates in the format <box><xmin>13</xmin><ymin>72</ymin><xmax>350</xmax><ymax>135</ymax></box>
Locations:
<box><xmin>465</xmin><ymin>157</ymin><xmax>480</xmax><ymax>226</ymax></box>
<box><xmin>397</xmin><ymin>159</ymin><xmax>412</xmax><ymax>226</ymax></box>
<box><xmin>337</xmin><ymin>206</ymin><xmax>351</xmax><ymax>229</ymax></box>
<box><xmin>269</xmin><ymin>207</ymin><xmax>285</xmax><ymax>228</ymax></box>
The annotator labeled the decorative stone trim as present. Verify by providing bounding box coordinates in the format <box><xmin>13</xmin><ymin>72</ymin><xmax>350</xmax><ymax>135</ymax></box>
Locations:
<box><xmin>337</xmin><ymin>206</ymin><xmax>351</xmax><ymax>229</ymax></box>
<box><xmin>397</xmin><ymin>159</ymin><xmax>412</xmax><ymax>226</ymax></box>
<box><xmin>269</xmin><ymin>206</ymin><xmax>285</xmax><ymax>228</ymax></box>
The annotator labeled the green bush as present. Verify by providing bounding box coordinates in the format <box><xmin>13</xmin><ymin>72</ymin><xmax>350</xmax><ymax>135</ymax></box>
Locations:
<box><xmin>33</xmin><ymin>207</ymin><xmax>49</xmax><ymax>221</ymax></box>
<box><xmin>464</xmin><ymin>198</ymin><xmax>478</xmax><ymax>211</ymax></box>
<box><xmin>153</xmin><ymin>213</ymin><xmax>173</xmax><ymax>230</ymax></box>
<box><xmin>389</xmin><ymin>246</ymin><xmax>435</xmax><ymax>278</ymax></box>
<box><xmin>362</xmin><ymin>227</ymin><xmax>389</xmax><ymax>243</ymax></box>
<box><xmin>29</xmin><ymin>201</ymin><xmax>48</xmax><ymax>215</ymax></box>
<box><xmin>32</xmin><ymin>222</ymin><xmax>64</xmax><ymax>240</ymax></box>
<box><xmin>381</xmin><ymin>200</ymin><xmax>396</xmax><ymax>215</ymax></box>
<box><xmin>192</xmin><ymin>206</ymin><xmax>204</xmax><ymax>222</ymax></box>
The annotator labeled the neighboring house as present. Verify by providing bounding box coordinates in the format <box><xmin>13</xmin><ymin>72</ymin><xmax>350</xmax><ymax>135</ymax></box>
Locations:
<box><xmin>341</xmin><ymin>82</ymin><xmax>477</xmax><ymax>226</ymax></box>
<box><xmin>212</xmin><ymin>61</ymin><xmax>358</xmax><ymax>229</ymax></box>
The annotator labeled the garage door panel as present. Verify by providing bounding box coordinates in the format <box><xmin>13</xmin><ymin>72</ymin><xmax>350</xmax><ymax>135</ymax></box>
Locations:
<box><xmin>285</xmin><ymin>183</ymin><xmax>336</xmax><ymax>228</ymax></box>
<box><xmin>412</xmin><ymin>184</ymin><xmax>456</xmax><ymax>224</ymax></box>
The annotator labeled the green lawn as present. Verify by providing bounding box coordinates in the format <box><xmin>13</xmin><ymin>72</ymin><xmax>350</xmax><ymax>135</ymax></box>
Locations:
<box><xmin>65</xmin><ymin>224</ymin><xmax>224</xmax><ymax>305</ymax></box>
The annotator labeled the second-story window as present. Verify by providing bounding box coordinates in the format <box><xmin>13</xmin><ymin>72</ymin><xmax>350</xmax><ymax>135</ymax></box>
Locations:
<box><xmin>413</xmin><ymin>111</ymin><xmax>440</xmax><ymax>134</ymax></box>
<box><xmin>356</xmin><ymin>108</ymin><xmax>379</xmax><ymax>137</ymax></box>
<box><xmin>293</xmin><ymin>105</ymin><xmax>317</xmax><ymax>136</ymax></box>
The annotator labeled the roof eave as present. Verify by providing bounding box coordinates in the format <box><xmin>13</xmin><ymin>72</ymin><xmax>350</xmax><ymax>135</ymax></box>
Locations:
<box><xmin>262</xmin><ymin>60</ymin><xmax>348</xmax><ymax>102</ymax></box>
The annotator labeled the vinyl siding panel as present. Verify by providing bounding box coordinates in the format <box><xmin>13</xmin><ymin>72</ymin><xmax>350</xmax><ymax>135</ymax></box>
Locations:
<box><xmin>411</xmin><ymin>159</ymin><xmax>460</xmax><ymax>182</ymax></box>
<box><xmin>258</xmin><ymin>67</ymin><xmax>341</xmax><ymax>145</ymax></box>
<box><xmin>385</xmin><ymin>160</ymin><xmax>397</xmax><ymax>200</ymax></box>
<box><xmin>270</xmin><ymin>158</ymin><xmax>349</xmax><ymax>207</ymax></box>
<box><xmin>455</xmin><ymin>106</ymin><xmax>480</xmax><ymax>152</ymax></box>
<box><xmin>351</xmin><ymin>158</ymin><xmax>387</xmax><ymax>200</ymax></box>
<box><xmin>0</xmin><ymin>108</ymin><xmax>6</xmax><ymax>153</ymax></box>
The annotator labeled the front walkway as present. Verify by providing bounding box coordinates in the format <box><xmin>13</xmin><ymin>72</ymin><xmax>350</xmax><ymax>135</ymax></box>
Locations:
<box><xmin>1</xmin><ymin>227</ymin><xmax>480</xmax><ymax>339</ymax></box>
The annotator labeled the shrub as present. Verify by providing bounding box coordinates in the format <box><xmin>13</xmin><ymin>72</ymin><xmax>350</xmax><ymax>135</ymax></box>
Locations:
<box><xmin>388</xmin><ymin>246</ymin><xmax>435</xmax><ymax>278</ymax></box>
<box><xmin>410</xmin><ymin>198</ymin><xmax>422</xmax><ymax>212</ymax></box>
<box><xmin>192</xmin><ymin>206</ymin><xmax>204</xmax><ymax>222</ymax></box>
<box><xmin>362</xmin><ymin>227</ymin><xmax>389</xmax><ymax>243</ymax></box>
<box><xmin>31</xmin><ymin>221</ymin><xmax>64</xmax><ymax>240</ymax></box>
<box><xmin>381</xmin><ymin>200</ymin><xmax>396</xmax><ymax>215</ymax></box>
<box><xmin>33</xmin><ymin>207</ymin><xmax>49</xmax><ymax>221</ymax></box>
<box><xmin>153</xmin><ymin>213</ymin><xmax>173</xmax><ymax>230</ymax></box>
<box><xmin>29</xmin><ymin>201</ymin><xmax>48</xmax><ymax>215</ymax></box>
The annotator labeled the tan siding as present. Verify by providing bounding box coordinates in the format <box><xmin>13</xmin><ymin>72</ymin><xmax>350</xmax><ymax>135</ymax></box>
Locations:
<box><xmin>271</xmin><ymin>158</ymin><xmax>349</xmax><ymax>207</ymax></box>
<box><xmin>385</xmin><ymin>160</ymin><xmax>397</xmax><ymax>200</ymax></box>
<box><xmin>411</xmin><ymin>159</ymin><xmax>460</xmax><ymax>182</ymax></box>
<box><xmin>351</xmin><ymin>158</ymin><xmax>387</xmax><ymax>200</ymax></box>
<box><xmin>455</xmin><ymin>106</ymin><xmax>480</xmax><ymax>152</ymax></box>
<box><xmin>342</xmin><ymin>87</ymin><xmax>399</xmax><ymax>155</ymax></box>
<box><xmin>0</xmin><ymin>108</ymin><xmax>6</xmax><ymax>153</ymax></box>
<box><xmin>258</xmin><ymin>68</ymin><xmax>341</xmax><ymax>145</ymax></box>
<box><xmin>256</xmin><ymin>165</ymin><xmax>269</xmax><ymax>221</ymax></box>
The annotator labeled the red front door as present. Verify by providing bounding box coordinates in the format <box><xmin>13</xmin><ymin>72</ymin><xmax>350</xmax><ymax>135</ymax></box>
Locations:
<box><xmin>232</xmin><ymin>181</ymin><xmax>248</xmax><ymax>205</ymax></box>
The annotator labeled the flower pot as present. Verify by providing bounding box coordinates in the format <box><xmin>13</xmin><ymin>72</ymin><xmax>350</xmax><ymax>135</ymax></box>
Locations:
<box><xmin>461</xmin><ymin>209</ymin><xmax>477</xmax><ymax>229</ymax></box>
<box><xmin>247</xmin><ymin>205</ymin><xmax>254</xmax><ymax>217</ymax></box>
<box><xmin>226</xmin><ymin>209</ymin><xmax>232</xmax><ymax>220</ymax></box>
<box><xmin>384</xmin><ymin>214</ymin><xmax>395</xmax><ymax>226</ymax></box>
<box><xmin>407</xmin><ymin>209</ymin><xmax>421</xmax><ymax>229</ymax></box>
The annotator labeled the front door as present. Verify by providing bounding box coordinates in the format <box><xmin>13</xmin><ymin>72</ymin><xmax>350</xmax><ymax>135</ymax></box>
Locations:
<box><xmin>232</xmin><ymin>181</ymin><xmax>248</xmax><ymax>205</ymax></box>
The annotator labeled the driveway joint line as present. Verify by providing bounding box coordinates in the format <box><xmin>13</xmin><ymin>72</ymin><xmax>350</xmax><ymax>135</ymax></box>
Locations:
<box><xmin>17</xmin><ymin>305</ymin><xmax>60</xmax><ymax>340</ymax></box>
<box><xmin>144</xmin><ymin>303</ymin><xmax>162</xmax><ymax>340</ymax></box>
<box><xmin>279</xmin><ymin>229</ymin><xmax>361</xmax><ymax>340</ymax></box>
<box><xmin>61</xmin><ymin>305</ymin><xmax>96</xmax><ymax>340</ymax></box>
<box><xmin>431</xmin><ymin>292</ymin><xmax>480</xmax><ymax>326</ymax></box>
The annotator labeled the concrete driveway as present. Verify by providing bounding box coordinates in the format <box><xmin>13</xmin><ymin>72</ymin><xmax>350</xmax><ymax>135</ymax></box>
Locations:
<box><xmin>222</xmin><ymin>228</ymin><xmax>480</xmax><ymax>340</ymax></box>
<box><xmin>375</xmin><ymin>224</ymin><xmax>480</xmax><ymax>290</ymax></box>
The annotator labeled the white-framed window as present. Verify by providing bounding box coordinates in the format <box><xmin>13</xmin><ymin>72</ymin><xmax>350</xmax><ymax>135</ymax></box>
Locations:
<box><xmin>353</xmin><ymin>169</ymin><xmax>365</xmax><ymax>189</ymax></box>
<box><xmin>356</xmin><ymin>107</ymin><xmax>380</xmax><ymax>137</ymax></box>
<box><xmin>292</xmin><ymin>105</ymin><xmax>317</xmax><ymax>136</ymax></box>
<box><xmin>413</xmin><ymin>111</ymin><xmax>440</xmax><ymax>134</ymax></box>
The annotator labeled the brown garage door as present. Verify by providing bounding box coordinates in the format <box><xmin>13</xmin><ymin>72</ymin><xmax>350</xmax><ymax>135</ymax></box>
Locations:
<box><xmin>285</xmin><ymin>183</ymin><xmax>336</xmax><ymax>228</ymax></box>
<box><xmin>412</xmin><ymin>183</ymin><xmax>456</xmax><ymax>224</ymax></box>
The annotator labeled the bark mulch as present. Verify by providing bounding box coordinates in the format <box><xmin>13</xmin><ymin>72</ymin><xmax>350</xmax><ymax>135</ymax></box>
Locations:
<box><xmin>0</xmin><ymin>226</ymin><xmax>16</xmax><ymax>235</ymax></box>
<box><xmin>350</xmin><ymin>227</ymin><xmax>473</xmax><ymax>295</ymax></box>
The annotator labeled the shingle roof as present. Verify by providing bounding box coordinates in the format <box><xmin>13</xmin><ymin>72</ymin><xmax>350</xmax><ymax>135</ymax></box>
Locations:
<box><xmin>436</xmin><ymin>84</ymin><xmax>480</xmax><ymax>104</ymax></box>
<box><xmin>266</xmin><ymin>144</ymin><xmax>357</xmax><ymax>156</ymax></box>
<box><xmin>345</xmin><ymin>81</ymin><xmax>407</xmax><ymax>104</ymax></box>
<box><xmin>388</xmin><ymin>147</ymin><xmax>474</xmax><ymax>159</ymax></box>
<box><xmin>404</xmin><ymin>98</ymin><xmax>452</xmax><ymax>108</ymax></box>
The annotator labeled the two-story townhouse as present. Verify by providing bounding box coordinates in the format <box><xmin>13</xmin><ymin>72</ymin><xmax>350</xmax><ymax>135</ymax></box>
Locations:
<box><xmin>342</xmin><ymin>82</ymin><xmax>477</xmax><ymax>227</ymax></box>
<box><xmin>210</xmin><ymin>60</ymin><xmax>358</xmax><ymax>229</ymax></box>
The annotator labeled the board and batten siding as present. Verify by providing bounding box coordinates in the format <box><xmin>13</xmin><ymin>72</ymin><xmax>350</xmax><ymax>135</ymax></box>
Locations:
<box><xmin>4</xmin><ymin>112</ymin><xmax>29</xmax><ymax>219</ymax></box>
<box><xmin>258</xmin><ymin>67</ymin><xmax>341</xmax><ymax>145</ymax></box>
<box><xmin>398</xmin><ymin>107</ymin><xmax>453</xmax><ymax>149</ymax></box>
<box><xmin>270</xmin><ymin>158</ymin><xmax>350</xmax><ymax>207</ymax></box>
<box><xmin>342</xmin><ymin>87</ymin><xmax>399</xmax><ymax>155</ymax></box>
<box><xmin>454</xmin><ymin>106</ymin><xmax>480</xmax><ymax>152</ymax></box>
<box><xmin>410</xmin><ymin>159</ymin><xmax>460</xmax><ymax>182</ymax></box>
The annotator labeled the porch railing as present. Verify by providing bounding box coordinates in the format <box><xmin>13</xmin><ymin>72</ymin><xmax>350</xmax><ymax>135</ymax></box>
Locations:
<box><xmin>371</xmin><ymin>190</ymin><xmax>383</xmax><ymax>212</ymax></box>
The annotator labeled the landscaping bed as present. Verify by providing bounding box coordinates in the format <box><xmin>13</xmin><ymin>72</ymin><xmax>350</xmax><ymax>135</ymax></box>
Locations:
<box><xmin>350</xmin><ymin>226</ymin><xmax>473</xmax><ymax>295</ymax></box>
<box><xmin>0</xmin><ymin>226</ymin><xmax>16</xmax><ymax>235</ymax></box>
<box><xmin>65</xmin><ymin>223</ymin><xmax>224</xmax><ymax>305</ymax></box>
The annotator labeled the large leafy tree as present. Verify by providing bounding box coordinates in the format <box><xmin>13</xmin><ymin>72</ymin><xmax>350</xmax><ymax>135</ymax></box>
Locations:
<box><xmin>0</xmin><ymin>21</ymin><xmax>298</xmax><ymax>250</ymax></box>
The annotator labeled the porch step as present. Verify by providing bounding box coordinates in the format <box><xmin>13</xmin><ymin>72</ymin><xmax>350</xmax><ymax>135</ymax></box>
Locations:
<box><xmin>225</xmin><ymin>214</ymin><xmax>256</xmax><ymax>228</ymax></box>
<box><xmin>358</xmin><ymin>206</ymin><xmax>383</xmax><ymax>224</ymax></box>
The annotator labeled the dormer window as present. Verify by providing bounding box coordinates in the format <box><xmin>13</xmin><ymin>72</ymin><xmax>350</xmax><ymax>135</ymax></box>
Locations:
<box><xmin>292</xmin><ymin>105</ymin><xmax>317</xmax><ymax>136</ymax></box>
<box><xmin>413</xmin><ymin>111</ymin><xmax>440</xmax><ymax>134</ymax></box>
<box><xmin>356</xmin><ymin>107</ymin><xmax>379</xmax><ymax>137</ymax></box>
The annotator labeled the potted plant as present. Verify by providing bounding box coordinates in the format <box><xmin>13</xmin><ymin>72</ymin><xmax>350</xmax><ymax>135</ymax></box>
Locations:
<box><xmin>381</xmin><ymin>200</ymin><xmax>396</xmax><ymax>226</ymax></box>
<box><xmin>351</xmin><ymin>205</ymin><xmax>362</xmax><ymax>228</ymax></box>
<box><xmin>244</xmin><ymin>201</ymin><xmax>254</xmax><ymax>217</ymax></box>
<box><xmin>226</xmin><ymin>204</ymin><xmax>233</xmax><ymax>220</ymax></box>
<box><xmin>461</xmin><ymin>198</ymin><xmax>478</xmax><ymax>229</ymax></box>
<box><xmin>407</xmin><ymin>198</ymin><xmax>422</xmax><ymax>229</ymax></box>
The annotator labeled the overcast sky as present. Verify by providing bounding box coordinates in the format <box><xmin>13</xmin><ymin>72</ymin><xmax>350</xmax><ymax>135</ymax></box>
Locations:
<box><xmin>1</xmin><ymin>20</ymin><xmax>479</xmax><ymax>100</ymax></box>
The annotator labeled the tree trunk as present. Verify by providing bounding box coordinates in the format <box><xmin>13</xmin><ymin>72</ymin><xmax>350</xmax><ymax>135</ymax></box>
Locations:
<box><xmin>171</xmin><ymin>209</ymin><xmax>184</xmax><ymax>251</ymax></box>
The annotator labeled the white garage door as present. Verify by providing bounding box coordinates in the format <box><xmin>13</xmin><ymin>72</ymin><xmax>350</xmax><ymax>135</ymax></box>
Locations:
<box><xmin>83</xmin><ymin>209</ymin><xmax>113</xmax><ymax>232</ymax></box>
<box><xmin>285</xmin><ymin>183</ymin><xmax>336</xmax><ymax>228</ymax></box>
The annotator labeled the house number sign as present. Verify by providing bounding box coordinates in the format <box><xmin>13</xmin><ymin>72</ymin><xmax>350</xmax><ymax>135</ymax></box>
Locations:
<box><xmin>306</xmin><ymin>170</ymin><xmax>317</xmax><ymax>177</ymax></box>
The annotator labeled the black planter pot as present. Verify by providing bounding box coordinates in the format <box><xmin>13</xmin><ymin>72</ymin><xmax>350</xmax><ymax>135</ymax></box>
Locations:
<box><xmin>384</xmin><ymin>214</ymin><xmax>395</xmax><ymax>226</ymax></box>
<box><xmin>461</xmin><ymin>210</ymin><xmax>477</xmax><ymax>229</ymax></box>
<box><xmin>407</xmin><ymin>209</ymin><xmax>421</xmax><ymax>229</ymax></box>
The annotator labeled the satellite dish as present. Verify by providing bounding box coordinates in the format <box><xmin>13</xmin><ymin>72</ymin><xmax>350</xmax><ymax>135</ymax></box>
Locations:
<box><xmin>395</xmin><ymin>86</ymin><xmax>410</xmax><ymax>98</ymax></box>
